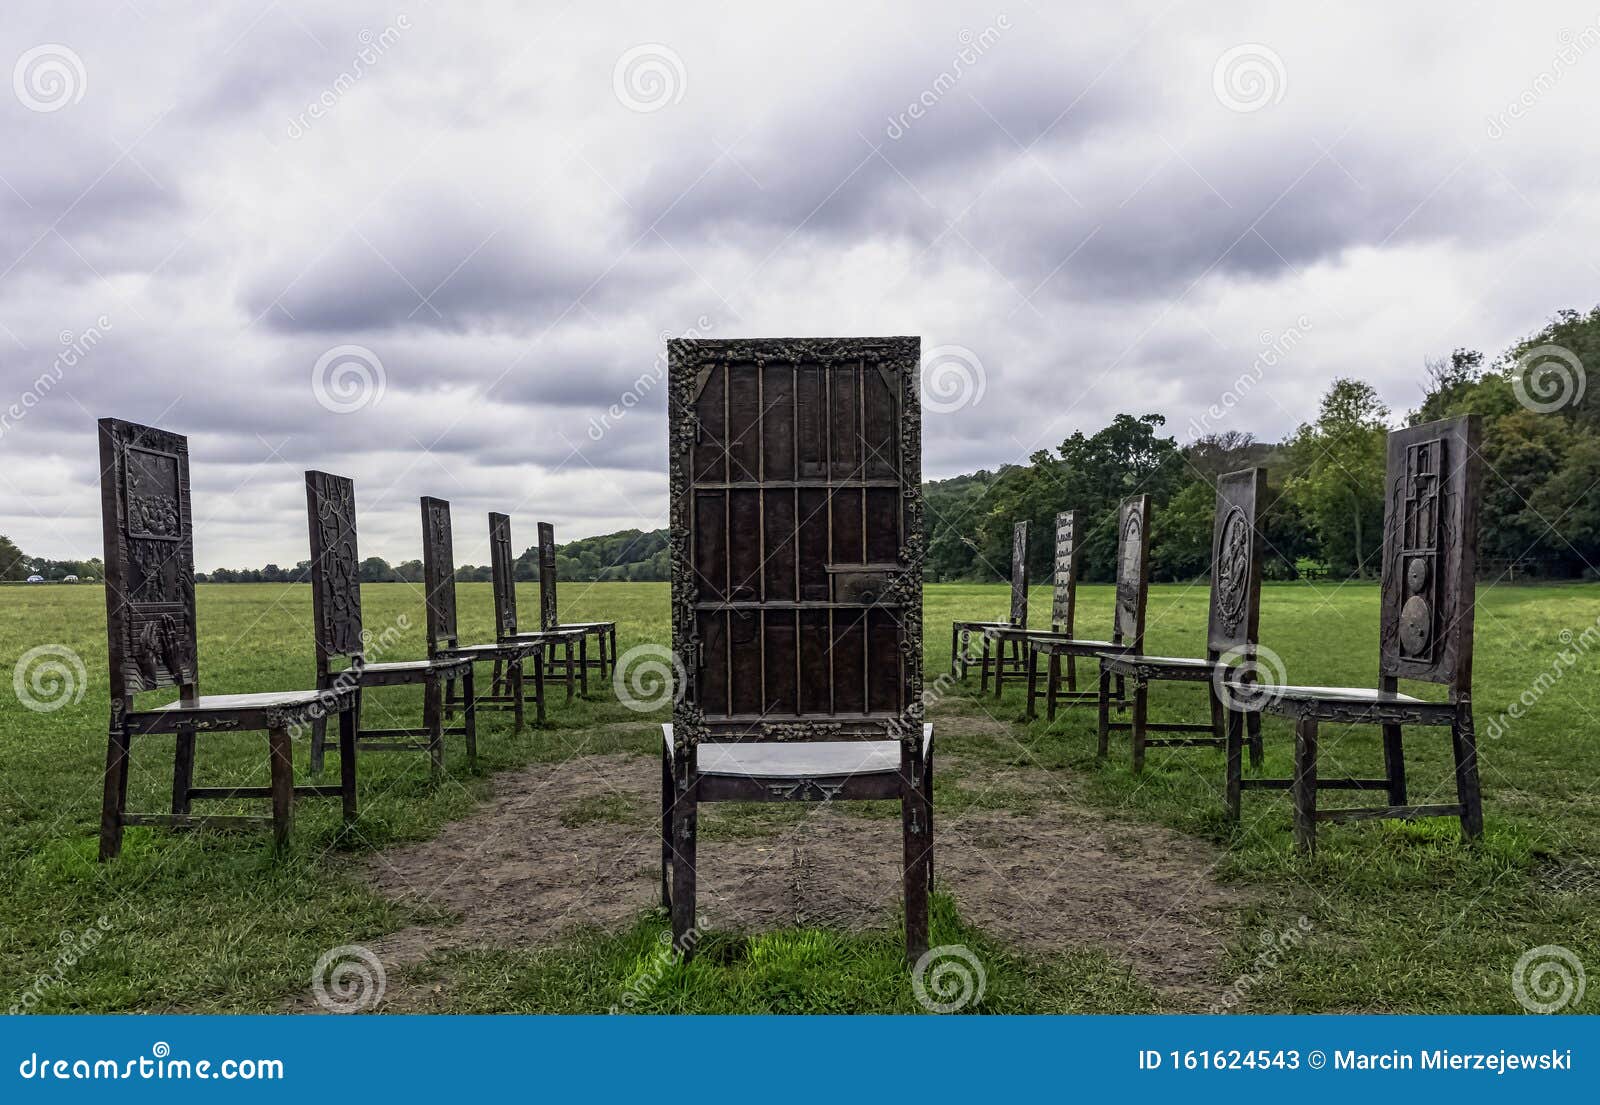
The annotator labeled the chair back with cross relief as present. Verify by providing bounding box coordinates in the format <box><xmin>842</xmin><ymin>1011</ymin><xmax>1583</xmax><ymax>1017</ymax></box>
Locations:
<box><xmin>1006</xmin><ymin>520</ymin><xmax>1029</xmax><ymax>627</ymax></box>
<box><xmin>1111</xmin><ymin>494</ymin><xmax>1151</xmax><ymax>652</ymax></box>
<box><xmin>1378</xmin><ymin>415</ymin><xmax>1482</xmax><ymax>701</ymax></box>
<box><xmin>305</xmin><ymin>471</ymin><xmax>366</xmax><ymax>685</ymax></box>
<box><xmin>489</xmin><ymin>511</ymin><xmax>523</xmax><ymax>641</ymax></box>
<box><xmin>1204</xmin><ymin>468</ymin><xmax>1268</xmax><ymax>666</ymax></box>
<box><xmin>536</xmin><ymin>521</ymin><xmax>560</xmax><ymax>631</ymax></box>
<box><xmin>420</xmin><ymin>496</ymin><xmax>462</xmax><ymax>656</ymax></box>
<box><xmin>98</xmin><ymin>418</ymin><xmax>200</xmax><ymax>707</ymax></box>
<box><xmin>1049</xmin><ymin>510</ymin><xmax>1080</xmax><ymax>635</ymax></box>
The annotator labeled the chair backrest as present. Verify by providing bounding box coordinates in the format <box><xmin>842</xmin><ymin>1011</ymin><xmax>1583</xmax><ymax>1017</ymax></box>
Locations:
<box><xmin>1205</xmin><ymin>467</ymin><xmax>1268</xmax><ymax>659</ymax></box>
<box><xmin>98</xmin><ymin>417</ymin><xmax>199</xmax><ymax>704</ymax></box>
<box><xmin>420</xmin><ymin>496</ymin><xmax>458</xmax><ymax>653</ymax></box>
<box><xmin>1007</xmin><ymin>520</ymin><xmax>1029</xmax><ymax>626</ymax></box>
<box><xmin>667</xmin><ymin>336</ymin><xmax>924</xmax><ymax>745</ymax></box>
<box><xmin>537</xmin><ymin>521</ymin><xmax>559</xmax><ymax>631</ymax></box>
<box><xmin>489</xmin><ymin>511</ymin><xmax>519</xmax><ymax>639</ymax></box>
<box><xmin>1050</xmin><ymin>510</ymin><xmax>1080</xmax><ymax>634</ymax></box>
<box><xmin>305</xmin><ymin>471</ymin><xmax>365</xmax><ymax>674</ymax></box>
<box><xmin>1378</xmin><ymin>414</ymin><xmax>1481</xmax><ymax>696</ymax></box>
<box><xmin>1111</xmin><ymin>494</ymin><xmax>1151</xmax><ymax>650</ymax></box>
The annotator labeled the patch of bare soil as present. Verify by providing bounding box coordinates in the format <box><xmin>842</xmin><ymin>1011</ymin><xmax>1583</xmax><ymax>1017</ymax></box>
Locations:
<box><xmin>309</xmin><ymin>741</ymin><xmax>1245</xmax><ymax>1011</ymax></box>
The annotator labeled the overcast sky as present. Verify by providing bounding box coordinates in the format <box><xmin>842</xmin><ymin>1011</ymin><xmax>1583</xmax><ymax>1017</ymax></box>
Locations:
<box><xmin>3</xmin><ymin>1</ymin><xmax>1598</xmax><ymax>570</ymax></box>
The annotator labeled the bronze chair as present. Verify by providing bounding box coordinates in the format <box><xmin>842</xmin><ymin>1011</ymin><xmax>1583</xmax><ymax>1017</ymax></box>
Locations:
<box><xmin>418</xmin><ymin>497</ymin><xmax>544</xmax><ymax>729</ymax></box>
<box><xmin>1235</xmin><ymin>416</ymin><xmax>1485</xmax><ymax>851</ymax></box>
<box><xmin>536</xmin><ymin>521</ymin><xmax>619</xmax><ymax>684</ymax></box>
<box><xmin>1097</xmin><ymin>469</ymin><xmax>1266</xmax><ymax>774</ymax></box>
<box><xmin>1025</xmin><ymin>495</ymin><xmax>1149</xmax><ymax>725</ymax></box>
<box><xmin>949</xmin><ymin>519</ymin><xmax>1028</xmax><ymax>686</ymax></box>
<box><xmin>96</xmin><ymin>418</ymin><xmax>356</xmax><ymax>860</ymax></box>
<box><xmin>662</xmin><ymin>337</ymin><xmax>933</xmax><ymax>963</ymax></box>
<box><xmin>304</xmin><ymin>472</ymin><xmax>476</xmax><ymax>779</ymax></box>
<box><xmin>488</xmin><ymin>512</ymin><xmax>581</xmax><ymax>707</ymax></box>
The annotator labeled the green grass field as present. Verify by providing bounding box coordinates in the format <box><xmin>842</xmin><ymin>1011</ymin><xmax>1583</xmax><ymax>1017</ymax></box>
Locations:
<box><xmin>1</xmin><ymin>579</ymin><xmax>1597</xmax><ymax>1013</ymax></box>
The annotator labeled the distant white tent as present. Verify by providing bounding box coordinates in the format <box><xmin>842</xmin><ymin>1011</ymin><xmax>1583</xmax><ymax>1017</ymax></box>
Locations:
<box><xmin>63</xmin><ymin>575</ymin><xmax>79</xmax><ymax>582</ymax></box>
<box><xmin>25</xmin><ymin>575</ymin><xmax>44</xmax><ymax>583</ymax></box>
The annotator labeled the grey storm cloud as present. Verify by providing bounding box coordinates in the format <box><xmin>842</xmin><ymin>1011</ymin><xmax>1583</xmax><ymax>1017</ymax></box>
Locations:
<box><xmin>4</xmin><ymin>0</ymin><xmax>1600</xmax><ymax>570</ymax></box>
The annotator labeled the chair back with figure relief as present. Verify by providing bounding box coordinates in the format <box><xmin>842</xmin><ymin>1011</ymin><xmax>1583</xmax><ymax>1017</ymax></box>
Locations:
<box><xmin>1111</xmin><ymin>494</ymin><xmax>1151</xmax><ymax>652</ymax></box>
<box><xmin>421</xmin><ymin>496</ymin><xmax>461</xmax><ymax>655</ymax></box>
<box><xmin>305</xmin><ymin>471</ymin><xmax>365</xmax><ymax>687</ymax></box>
<box><xmin>1204</xmin><ymin>468</ymin><xmax>1268</xmax><ymax>668</ymax></box>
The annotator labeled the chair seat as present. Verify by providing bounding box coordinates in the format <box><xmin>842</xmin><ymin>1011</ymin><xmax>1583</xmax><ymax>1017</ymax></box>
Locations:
<box><xmin>558</xmin><ymin>621</ymin><xmax>613</xmax><ymax>631</ymax></box>
<box><xmin>954</xmin><ymin>620</ymin><xmax>1014</xmax><ymax>630</ymax></box>
<box><xmin>503</xmin><ymin>630</ymin><xmax>581</xmax><ymax>643</ymax></box>
<box><xmin>361</xmin><ymin>659</ymin><xmax>439</xmax><ymax>674</ymax></box>
<box><xmin>1266</xmin><ymin>685</ymin><xmax>1426</xmax><ymax>704</ymax></box>
<box><xmin>437</xmin><ymin>641</ymin><xmax>536</xmax><ymax>658</ymax></box>
<box><xmin>664</xmin><ymin>724</ymin><xmax>933</xmax><ymax>778</ymax></box>
<box><xmin>142</xmin><ymin>690</ymin><xmax>325</xmax><ymax>713</ymax></box>
<box><xmin>1102</xmin><ymin>652</ymin><xmax>1216</xmax><ymax>669</ymax></box>
<box><xmin>1030</xmin><ymin>636</ymin><xmax>1123</xmax><ymax>650</ymax></box>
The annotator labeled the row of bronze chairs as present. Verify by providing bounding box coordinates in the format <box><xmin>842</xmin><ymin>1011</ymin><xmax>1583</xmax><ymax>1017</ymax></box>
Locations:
<box><xmin>95</xmin><ymin>417</ymin><xmax>617</xmax><ymax>861</ymax></box>
<box><xmin>952</xmin><ymin>414</ymin><xmax>1485</xmax><ymax>852</ymax></box>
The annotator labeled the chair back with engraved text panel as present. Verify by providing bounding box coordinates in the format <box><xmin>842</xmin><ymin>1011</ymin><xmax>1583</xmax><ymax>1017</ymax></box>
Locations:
<box><xmin>1112</xmin><ymin>495</ymin><xmax>1151</xmax><ymax>651</ymax></box>
<box><xmin>1007</xmin><ymin>520</ymin><xmax>1029</xmax><ymax>626</ymax></box>
<box><xmin>1205</xmin><ymin>468</ymin><xmax>1268</xmax><ymax>661</ymax></box>
<box><xmin>1050</xmin><ymin>510</ymin><xmax>1080</xmax><ymax>635</ymax></box>
<box><xmin>537</xmin><ymin>521</ymin><xmax>559</xmax><ymax>631</ymax></box>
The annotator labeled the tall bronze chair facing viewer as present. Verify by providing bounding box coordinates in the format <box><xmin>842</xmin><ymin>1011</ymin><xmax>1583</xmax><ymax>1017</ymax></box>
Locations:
<box><xmin>1235</xmin><ymin>415</ymin><xmax>1485</xmax><ymax>851</ymax></box>
<box><xmin>1024</xmin><ymin>496</ymin><xmax>1150</xmax><ymax>724</ymax></box>
<box><xmin>418</xmin><ymin>497</ymin><xmax>545</xmax><ymax>730</ymax></box>
<box><xmin>97</xmin><ymin>419</ymin><xmax>357</xmax><ymax>860</ymax></box>
<box><xmin>488</xmin><ymin>512</ymin><xmax>579</xmax><ymax>709</ymax></box>
<box><xmin>305</xmin><ymin>472</ymin><xmax>476</xmax><ymax>779</ymax></box>
<box><xmin>948</xmin><ymin>520</ymin><xmax>1028</xmax><ymax>685</ymax></box>
<box><xmin>536</xmin><ymin>521</ymin><xmax>619</xmax><ymax>683</ymax></box>
<box><xmin>1097</xmin><ymin>469</ymin><xmax>1267</xmax><ymax>774</ymax></box>
<box><xmin>662</xmin><ymin>336</ymin><xmax>932</xmax><ymax>963</ymax></box>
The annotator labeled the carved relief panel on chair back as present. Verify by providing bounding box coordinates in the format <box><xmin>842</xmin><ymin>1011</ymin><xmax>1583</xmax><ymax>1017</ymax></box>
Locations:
<box><xmin>305</xmin><ymin>471</ymin><xmax>364</xmax><ymax>667</ymax></box>
<box><xmin>489</xmin><ymin>512</ymin><xmax>519</xmax><ymax>638</ymax></box>
<box><xmin>1378</xmin><ymin>415</ymin><xmax>1481</xmax><ymax>693</ymax></box>
<box><xmin>537</xmin><ymin>521</ymin><xmax>558</xmax><ymax>631</ymax></box>
<box><xmin>420</xmin><ymin>496</ymin><xmax>458</xmax><ymax>650</ymax></box>
<box><xmin>1205</xmin><ymin>468</ymin><xmax>1268</xmax><ymax>658</ymax></box>
<box><xmin>1050</xmin><ymin>510</ymin><xmax>1079</xmax><ymax>635</ymax></box>
<box><xmin>1008</xmin><ymin>520</ymin><xmax>1029</xmax><ymax>626</ymax></box>
<box><xmin>98</xmin><ymin>418</ymin><xmax>199</xmax><ymax>701</ymax></box>
<box><xmin>1112</xmin><ymin>495</ymin><xmax>1151</xmax><ymax>650</ymax></box>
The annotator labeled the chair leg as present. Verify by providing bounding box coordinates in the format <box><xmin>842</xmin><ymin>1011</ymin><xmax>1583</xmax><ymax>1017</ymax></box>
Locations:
<box><xmin>1381</xmin><ymin>722</ymin><xmax>1408</xmax><ymax>806</ymax></box>
<box><xmin>1130</xmin><ymin>676</ymin><xmax>1149</xmax><ymax>774</ymax></box>
<box><xmin>338</xmin><ymin>701</ymin><xmax>358</xmax><ymax>829</ymax></box>
<box><xmin>1451</xmin><ymin>705</ymin><xmax>1484</xmax><ymax>840</ymax></box>
<box><xmin>490</xmin><ymin>658</ymin><xmax>503</xmax><ymax>698</ymax></box>
<box><xmin>670</xmin><ymin>781</ymin><xmax>698</xmax><ymax>958</ymax></box>
<box><xmin>99</xmin><ymin>713</ymin><xmax>131</xmax><ymax>861</ymax></box>
<box><xmin>660</xmin><ymin>744</ymin><xmax>673</xmax><ymax>909</ymax></box>
<box><xmin>1096</xmin><ymin>663</ymin><xmax>1112</xmax><ymax>756</ymax></box>
<box><xmin>443</xmin><ymin>676</ymin><xmax>457</xmax><ymax>721</ymax></box>
<box><xmin>1046</xmin><ymin>651</ymin><xmax>1060</xmax><ymax>720</ymax></box>
<box><xmin>1209</xmin><ymin>688</ymin><xmax>1225</xmax><ymax>743</ymax></box>
<box><xmin>510</xmin><ymin>657</ymin><xmax>526</xmax><ymax>733</ymax></box>
<box><xmin>579</xmin><ymin>634</ymin><xmax>589</xmax><ymax>696</ymax></box>
<box><xmin>959</xmin><ymin>629</ymin><xmax>971</xmax><ymax>680</ymax></box>
<box><xmin>309</xmin><ymin>715</ymin><xmax>327</xmax><ymax>775</ymax></box>
<box><xmin>1067</xmin><ymin>653</ymin><xmax>1077</xmax><ymax>693</ymax></box>
<box><xmin>901</xmin><ymin>763</ymin><xmax>930</xmax><ymax>965</ymax></box>
<box><xmin>1247</xmin><ymin>710</ymin><xmax>1263</xmax><ymax>768</ymax></box>
<box><xmin>923</xmin><ymin>746</ymin><xmax>935</xmax><ymax>892</ymax></box>
<box><xmin>462</xmin><ymin>667</ymin><xmax>478</xmax><ymax>768</ymax></box>
<box><xmin>1292</xmin><ymin>716</ymin><xmax>1318</xmax><ymax>853</ymax></box>
<box><xmin>533</xmin><ymin>648</ymin><xmax>546</xmax><ymax>726</ymax></box>
<box><xmin>1025</xmin><ymin>647</ymin><xmax>1039</xmax><ymax>720</ymax></box>
<box><xmin>949</xmin><ymin>623</ymin><xmax>959</xmax><ymax>679</ymax></box>
<box><xmin>424</xmin><ymin>676</ymin><xmax>444</xmax><ymax>779</ymax></box>
<box><xmin>1224</xmin><ymin>708</ymin><xmax>1243</xmax><ymax>822</ymax></box>
<box><xmin>565</xmin><ymin>640</ymin><xmax>576</xmax><ymax>702</ymax></box>
<box><xmin>268</xmin><ymin>725</ymin><xmax>294</xmax><ymax>849</ymax></box>
<box><xmin>979</xmin><ymin>634</ymin><xmax>991</xmax><ymax>693</ymax></box>
<box><xmin>609</xmin><ymin>626</ymin><xmax>618</xmax><ymax>679</ymax></box>
<box><xmin>993</xmin><ymin>638</ymin><xmax>1005</xmax><ymax>699</ymax></box>
<box><xmin>171</xmin><ymin>727</ymin><xmax>196</xmax><ymax>817</ymax></box>
<box><xmin>1115</xmin><ymin>673</ymin><xmax>1127</xmax><ymax>713</ymax></box>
